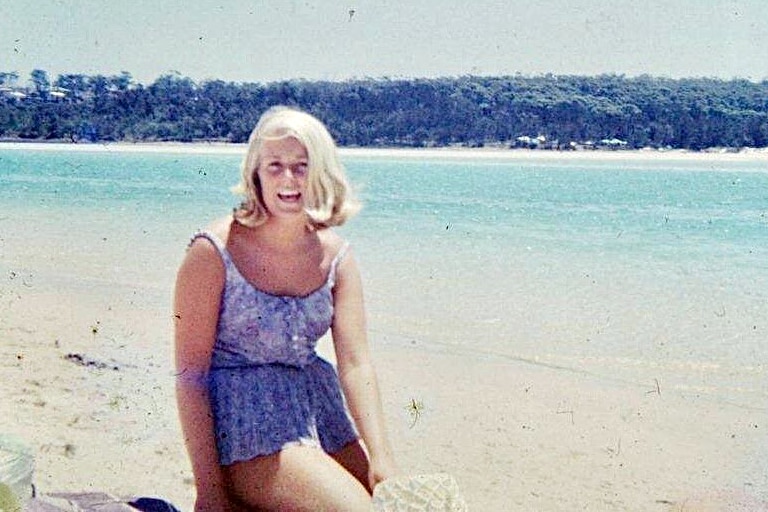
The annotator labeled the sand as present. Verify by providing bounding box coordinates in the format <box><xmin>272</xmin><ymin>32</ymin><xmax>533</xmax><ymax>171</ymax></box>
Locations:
<box><xmin>2</xmin><ymin>140</ymin><xmax>768</xmax><ymax>163</ymax></box>
<box><xmin>3</xmin><ymin>260</ymin><xmax>767</xmax><ymax>511</ymax></box>
<box><xmin>1</xmin><ymin>143</ymin><xmax>767</xmax><ymax>511</ymax></box>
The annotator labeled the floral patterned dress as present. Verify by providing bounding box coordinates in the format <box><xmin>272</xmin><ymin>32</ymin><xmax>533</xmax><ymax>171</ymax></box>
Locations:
<box><xmin>191</xmin><ymin>232</ymin><xmax>358</xmax><ymax>465</ymax></box>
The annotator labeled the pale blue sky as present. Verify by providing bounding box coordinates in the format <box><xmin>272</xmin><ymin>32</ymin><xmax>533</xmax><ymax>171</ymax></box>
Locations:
<box><xmin>2</xmin><ymin>0</ymin><xmax>767</xmax><ymax>85</ymax></box>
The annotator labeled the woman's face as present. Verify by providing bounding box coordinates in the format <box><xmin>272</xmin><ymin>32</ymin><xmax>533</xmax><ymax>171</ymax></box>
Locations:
<box><xmin>256</xmin><ymin>136</ymin><xmax>309</xmax><ymax>219</ymax></box>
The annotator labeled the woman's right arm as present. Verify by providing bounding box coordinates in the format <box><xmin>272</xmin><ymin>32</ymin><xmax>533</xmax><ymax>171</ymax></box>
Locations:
<box><xmin>174</xmin><ymin>238</ymin><xmax>228</xmax><ymax>512</ymax></box>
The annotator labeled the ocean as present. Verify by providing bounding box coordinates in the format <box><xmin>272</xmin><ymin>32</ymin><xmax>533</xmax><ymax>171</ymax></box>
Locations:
<box><xmin>1</xmin><ymin>146</ymin><xmax>766</xmax><ymax>414</ymax></box>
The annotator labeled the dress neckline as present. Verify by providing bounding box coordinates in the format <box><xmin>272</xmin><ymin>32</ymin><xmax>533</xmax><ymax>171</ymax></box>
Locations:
<box><xmin>226</xmin><ymin>249</ymin><xmax>333</xmax><ymax>300</ymax></box>
<box><xmin>196</xmin><ymin>230</ymin><xmax>346</xmax><ymax>299</ymax></box>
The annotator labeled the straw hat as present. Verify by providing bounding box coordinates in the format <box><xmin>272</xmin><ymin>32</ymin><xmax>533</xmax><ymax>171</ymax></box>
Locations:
<box><xmin>373</xmin><ymin>473</ymin><xmax>468</xmax><ymax>512</ymax></box>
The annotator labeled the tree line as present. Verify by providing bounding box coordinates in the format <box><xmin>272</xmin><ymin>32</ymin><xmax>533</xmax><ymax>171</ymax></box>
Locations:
<box><xmin>1</xmin><ymin>69</ymin><xmax>767</xmax><ymax>150</ymax></box>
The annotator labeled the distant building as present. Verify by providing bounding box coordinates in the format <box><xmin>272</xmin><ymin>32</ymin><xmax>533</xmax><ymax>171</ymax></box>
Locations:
<box><xmin>0</xmin><ymin>88</ymin><xmax>27</xmax><ymax>100</ymax></box>
<box><xmin>598</xmin><ymin>138</ymin><xmax>628</xmax><ymax>149</ymax></box>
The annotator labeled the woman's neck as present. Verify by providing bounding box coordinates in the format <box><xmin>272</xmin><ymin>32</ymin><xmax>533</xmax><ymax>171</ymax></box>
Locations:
<box><xmin>256</xmin><ymin>215</ymin><xmax>314</xmax><ymax>251</ymax></box>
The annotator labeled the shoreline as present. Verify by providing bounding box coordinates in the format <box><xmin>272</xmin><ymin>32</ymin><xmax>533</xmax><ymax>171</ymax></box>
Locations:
<box><xmin>2</xmin><ymin>140</ymin><xmax>768</xmax><ymax>162</ymax></box>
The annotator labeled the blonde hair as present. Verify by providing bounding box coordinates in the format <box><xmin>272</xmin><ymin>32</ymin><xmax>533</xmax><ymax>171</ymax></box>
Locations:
<box><xmin>233</xmin><ymin>106</ymin><xmax>360</xmax><ymax>229</ymax></box>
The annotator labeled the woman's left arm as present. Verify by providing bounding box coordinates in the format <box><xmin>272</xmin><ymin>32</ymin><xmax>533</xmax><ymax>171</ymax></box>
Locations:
<box><xmin>331</xmin><ymin>247</ymin><xmax>398</xmax><ymax>490</ymax></box>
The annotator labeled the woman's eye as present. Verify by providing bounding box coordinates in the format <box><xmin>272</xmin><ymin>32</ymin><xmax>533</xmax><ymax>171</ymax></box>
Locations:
<box><xmin>293</xmin><ymin>163</ymin><xmax>308</xmax><ymax>175</ymax></box>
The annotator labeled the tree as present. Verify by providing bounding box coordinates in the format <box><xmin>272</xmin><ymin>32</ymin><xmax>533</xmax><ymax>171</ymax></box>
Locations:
<box><xmin>1</xmin><ymin>69</ymin><xmax>768</xmax><ymax>148</ymax></box>
<box><xmin>29</xmin><ymin>69</ymin><xmax>50</xmax><ymax>97</ymax></box>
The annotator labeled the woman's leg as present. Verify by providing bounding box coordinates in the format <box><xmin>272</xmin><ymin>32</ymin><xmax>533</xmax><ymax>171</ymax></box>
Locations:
<box><xmin>224</xmin><ymin>444</ymin><xmax>373</xmax><ymax>512</ymax></box>
<box><xmin>330</xmin><ymin>439</ymin><xmax>371</xmax><ymax>493</ymax></box>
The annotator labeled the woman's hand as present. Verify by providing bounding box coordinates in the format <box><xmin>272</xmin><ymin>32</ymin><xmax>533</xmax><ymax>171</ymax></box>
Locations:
<box><xmin>368</xmin><ymin>455</ymin><xmax>400</xmax><ymax>491</ymax></box>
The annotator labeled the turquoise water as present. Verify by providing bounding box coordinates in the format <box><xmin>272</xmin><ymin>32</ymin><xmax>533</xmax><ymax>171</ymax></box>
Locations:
<box><xmin>1</xmin><ymin>147</ymin><xmax>766</xmax><ymax>410</ymax></box>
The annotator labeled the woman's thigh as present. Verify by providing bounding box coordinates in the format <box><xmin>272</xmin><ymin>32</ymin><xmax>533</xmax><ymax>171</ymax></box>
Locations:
<box><xmin>224</xmin><ymin>444</ymin><xmax>372</xmax><ymax>512</ymax></box>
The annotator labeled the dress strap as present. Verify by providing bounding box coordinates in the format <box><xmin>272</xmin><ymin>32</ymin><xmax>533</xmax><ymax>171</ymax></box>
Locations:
<box><xmin>327</xmin><ymin>241</ymin><xmax>350</xmax><ymax>288</ymax></box>
<box><xmin>189</xmin><ymin>231</ymin><xmax>233</xmax><ymax>267</ymax></box>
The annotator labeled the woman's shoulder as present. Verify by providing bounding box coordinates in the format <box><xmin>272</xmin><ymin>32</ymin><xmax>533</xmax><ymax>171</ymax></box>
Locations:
<box><xmin>204</xmin><ymin>216</ymin><xmax>235</xmax><ymax>243</ymax></box>
<box><xmin>186</xmin><ymin>216</ymin><xmax>233</xmax><ymax>260</ymax></box>
<box><xmin>317</xmin><ymin>228</ymin><xmax>348</xmax><ymax>256</ymax></box>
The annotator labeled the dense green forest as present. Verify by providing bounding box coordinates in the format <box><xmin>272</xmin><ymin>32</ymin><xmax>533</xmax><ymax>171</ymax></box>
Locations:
<box><xmin>1</xmin><ymin>69</ymin><xmax>767</xmax><ymax>149</ymax></box>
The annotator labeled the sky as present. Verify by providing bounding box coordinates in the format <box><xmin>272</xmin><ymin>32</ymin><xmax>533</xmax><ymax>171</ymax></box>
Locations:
<box><xmin>2</xmin><ymin>0</ymin><xmax>768</xmax><ymax>86</ymax></box>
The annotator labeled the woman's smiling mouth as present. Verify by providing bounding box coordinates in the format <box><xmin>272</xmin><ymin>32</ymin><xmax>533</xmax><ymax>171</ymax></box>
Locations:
<box><xmin>277</xmin><ymin>190</ymin><xmax>302</xmax><ymax>202</ymax></box>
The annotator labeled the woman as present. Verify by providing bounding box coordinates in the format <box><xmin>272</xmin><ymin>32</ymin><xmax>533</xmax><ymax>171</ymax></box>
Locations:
<box><xmin>174</xmin><ymin>106</ymin><xmax>397</xmax><ymax>511</ymax></box>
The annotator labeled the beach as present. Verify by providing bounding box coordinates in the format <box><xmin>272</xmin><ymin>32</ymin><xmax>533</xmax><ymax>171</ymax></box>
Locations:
<box><xmin>1</xmin><ymin>143</ymin><xmax>766</xmax><ymax>511</ymax></box>
<box><xmin>3</xmin><ymin>258</ymin><xmax>766</xmax><ymax>511</ymax></box>
<box><xmin>3</xmin><ymin>140</ymin><xmax>768</xmax><ymax>162</ymax></box>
